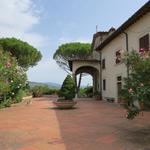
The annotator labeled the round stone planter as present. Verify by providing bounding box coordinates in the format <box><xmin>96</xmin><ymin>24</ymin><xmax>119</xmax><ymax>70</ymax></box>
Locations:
<box><xmin>139</xmin><ymin>101</ymin><xmax>145</xmax><ymax>110</ymax></box>
<box><xmin>53</xmin><ymin>101</ymin><xmax>77</xmax><ymax>109</ymax></box>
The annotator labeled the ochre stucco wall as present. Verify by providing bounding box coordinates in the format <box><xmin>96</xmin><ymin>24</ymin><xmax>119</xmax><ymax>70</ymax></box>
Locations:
<box><xmin>100</xmin><ymin>12</ymin><xmax>150</xmax><ymax>102</ymax></box>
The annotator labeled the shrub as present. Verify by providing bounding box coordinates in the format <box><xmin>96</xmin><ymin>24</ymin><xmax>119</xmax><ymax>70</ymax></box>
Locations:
<box><xmin>59</xmin><ymin>75</ymin><xmax>75</xmax><ymax>100</ymax></box>
<box><xmin>49</xmin><ymin>88</ymin><xmax>60</xmax><ymax>95</ymax></box>
<box><xmin>78</xmin><ymin>87</ymin><xmax>94</xmax><ymax>98</ymax></box>
<box><xmin>31</xmin><ymin>85</ymin><xmax>60</xmax><ymax>97</ymax></box>
<box><xmin>0</xmin><ymin>48</ymin><xmax>27</xmax><ymax>108</ymax></box>
<box><xmin>24</xmin><ymin>89</ymin><xmax>32</xmax><ymax>96</ymax></box>
<box><xmin>13</xmin><ymin>89</ymin><xmax>26</xmax><ymax>103</ymax></box>
<box><xmin>121</xmin><ymin>50</ymin><xmax>150</xmax><ymax>119</ymax></box>
<box><xmin>41</xmin><ymin>85</ymin><xmax>50</xmax><ymax>95</ymax></box>
<box><xmin>84</xmin><ymin>86</ymin><xmax>93</xmax><ymax>97</ymax></box>
<box><xmin>78</xmin><ymin>88</ymin><xmax>87</xmax><ymax>97</ymax></box>
<box><xmin>0</xmin><ymin>98</ymin><xmax>12</xmax><ymax>108</ymax></box>
<box><xmin>31</xmin><ymin>86</ymin><xmax>44</xmax><ymax>97</ymax></box>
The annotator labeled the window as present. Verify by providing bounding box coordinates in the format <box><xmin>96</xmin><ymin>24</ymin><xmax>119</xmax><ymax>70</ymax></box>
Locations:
<box><xmin>115</xmin><ymin>50</ymin><xmax>121</xmax><ymax>64</ymax></box>
<box><xmin>117</xmin><ymin>76</ymin><xmax>122</xmax><ymax>81</ymax></box>
<box><xmin>117</xmin><ymin>76</ymin><xmax>122</xmax><ymax>102</ymax></box>
<box><xmin>103</xmin><ymin>79</ymin><xmax>106</xmax><ymax>91</ymax></box>
<box><xmin>139</xmin><ymin>34</ymin><xmax>149</xmax><ymax>52</ymax></box>
<box><xmin>102</xmin><ymin>59</ymin><xmax>105</xmax><ymax>69</ymax></box>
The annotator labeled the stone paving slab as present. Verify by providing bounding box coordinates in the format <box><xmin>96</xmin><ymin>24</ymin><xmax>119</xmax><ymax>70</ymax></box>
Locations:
<box><xmin>0</xmin><ymin>96</ymin><xmax>150</xmax><ymax>150</ymax></box>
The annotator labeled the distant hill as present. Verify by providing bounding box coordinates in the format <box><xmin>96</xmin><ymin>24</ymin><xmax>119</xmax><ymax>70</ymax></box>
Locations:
<box><xmin>29</xmin><ymin>81</ymin><xmax>61</xmax><ymax>89</ymax></box>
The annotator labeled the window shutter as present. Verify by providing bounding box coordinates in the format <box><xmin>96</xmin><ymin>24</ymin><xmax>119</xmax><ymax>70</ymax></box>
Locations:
<box><xmin>102</xmin><ymin>59</ymin><xmax>105</xmax><ymax>69</ymax></box>
<box><xmin>103</xmin><ymin>79</ymin><xmax>106</xmax><ymax>91</ymax></box>
<box><xmin>139</xmin><ymin>34</ymin><xmax>149</xmax><ymax>51</ymax></box>
<box><xmin>115</xmin><ymin>50</ymin><xmax>121</xmax><ymax>64</ymax></box>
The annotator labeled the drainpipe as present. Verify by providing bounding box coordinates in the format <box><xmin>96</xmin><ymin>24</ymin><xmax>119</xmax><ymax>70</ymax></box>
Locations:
<box><xmin>123</xmin><ymin>31</ymin><xmax>129</xmax><ymax>78</ymax></box>
<box><xmin>99</xmin><ymin>51</ymin><xmax>102</xmax><ymax>100</ymax></box>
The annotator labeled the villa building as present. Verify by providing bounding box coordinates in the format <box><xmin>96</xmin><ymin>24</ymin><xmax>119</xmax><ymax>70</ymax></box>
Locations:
<box><xmin>69</xmin><ymin>1</ymin><xmax>150</xmax><ymax>102</ymax></box>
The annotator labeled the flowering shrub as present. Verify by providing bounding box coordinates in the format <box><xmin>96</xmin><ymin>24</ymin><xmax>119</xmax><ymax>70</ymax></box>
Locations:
<box><xmin>0</xmin><ymin>48</ymin><xmax>27</xmax><ymax>108</ymax></box>
<box><xmin>121</xmin><ymin>50</ymin><xmax>150</xmax><ymax>119</ymax></box>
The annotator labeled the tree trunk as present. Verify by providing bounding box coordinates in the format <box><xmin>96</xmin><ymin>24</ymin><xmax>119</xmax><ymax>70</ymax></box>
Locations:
<box><xmin>77</xmin><ymin>73</ymin><xmax>82</xmax><ymax>97</ymax></box>
<box><xmin>74</xmin><ymin>75</ymin><xmax>78</xmax><ymax>98</ymax></box>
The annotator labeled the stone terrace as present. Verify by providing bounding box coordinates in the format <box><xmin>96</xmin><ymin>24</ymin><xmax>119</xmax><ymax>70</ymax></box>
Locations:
<box><xmin>0</xmin><ymin>96</ymin><xmax>150</xmax><ymax>150</ymax></box>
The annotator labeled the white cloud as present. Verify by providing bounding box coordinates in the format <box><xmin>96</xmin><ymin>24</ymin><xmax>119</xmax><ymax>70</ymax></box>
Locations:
<box><xmin>0</xmin><ymin>0</ymin><xmax>46</xmax><ymax>48</ymax></box>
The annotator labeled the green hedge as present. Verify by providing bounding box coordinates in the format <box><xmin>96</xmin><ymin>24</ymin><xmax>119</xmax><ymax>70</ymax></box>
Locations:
<box><xmin>31</xmin><ymin>85</ymin><xmax>59</xmax><ymax>97</ymax></box>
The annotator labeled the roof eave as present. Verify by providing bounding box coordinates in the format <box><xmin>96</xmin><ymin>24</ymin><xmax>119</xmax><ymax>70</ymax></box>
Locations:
<box><xmin>95</xmin><ymin>1</ymin><xmax>150</xmax><ymax>51</ymax></box>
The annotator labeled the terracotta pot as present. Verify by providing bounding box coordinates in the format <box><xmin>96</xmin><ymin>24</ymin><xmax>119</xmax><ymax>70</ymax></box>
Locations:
<box><xmin>53</xmin><ymin>101</ymin><xmax>77</xmax><ymax>109</ymax></box>
<box><xmin>95</xmin><ymin>96</ymin><xmax>101</xmax><ymax>100</ymax></box>
<box><xmin>119</xmin><ymin>99</ymin><xmax>127</xmax><ymax>107</ymax></box>
<box><xmin>139</xmin><ymin>101</ymin><xmax>145</xmax><ymax>110</ymax></box>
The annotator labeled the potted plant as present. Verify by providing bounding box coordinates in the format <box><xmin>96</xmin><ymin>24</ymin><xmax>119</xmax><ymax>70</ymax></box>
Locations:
<box><xmin>53</xmin><ymin>75</ymin><xmax>77</xmax><ymax>109</ymax></box>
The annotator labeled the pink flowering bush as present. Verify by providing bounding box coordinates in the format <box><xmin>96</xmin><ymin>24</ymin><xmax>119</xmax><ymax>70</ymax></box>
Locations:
<box><xmin>0</xmin><ymin>48</ymin><xmax>27</xmax><ymax>108</ymax></box>
<box><xmin>121</xmin><ymin>50</ymin><xmax>150</xmax><ymax>119</ymax></box>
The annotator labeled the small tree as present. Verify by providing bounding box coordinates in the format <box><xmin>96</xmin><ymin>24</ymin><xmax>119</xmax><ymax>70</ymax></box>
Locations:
<box><xmin>122</xmin><ymin>50</ymin><xmax>150</xmax><ymax>119</ymax></box>
<box><xmin>53</xmin><ymin>42</ymin><xmax>91</xmax><ymax>95</ymax></box>
<box><xmin>53</xmin><ymin>42</ymin><xmax>91</xmax><ymax>73</ymax></box>
<box><xmin>59</xmin><ymin>75</ymin><xmax>75</xmax><ymax>100</ymax></box>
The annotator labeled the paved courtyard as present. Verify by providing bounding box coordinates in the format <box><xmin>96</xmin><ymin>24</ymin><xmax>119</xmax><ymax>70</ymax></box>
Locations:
<box><xmin>0</xmin><ymin>96</ymin><xmax>150</xmax><ymax>150</ymax></box>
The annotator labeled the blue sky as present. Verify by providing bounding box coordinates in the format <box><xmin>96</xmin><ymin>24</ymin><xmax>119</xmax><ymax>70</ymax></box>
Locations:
<box><xmin>0</xmin><ymin>0</ymin><xmax>149</xmax><ymax>85</ymax></box>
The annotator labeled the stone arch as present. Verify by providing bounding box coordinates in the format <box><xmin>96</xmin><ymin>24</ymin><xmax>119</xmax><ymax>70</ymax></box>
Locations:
<box><xmin>72</xmin><ymin>60</ymin><xmax>100</xmax><ymax>75</ymax></box>
<box><xmin>74</xmin><ymin>66</ymin><xmax>100</xmax><ymax>95</ymax></box>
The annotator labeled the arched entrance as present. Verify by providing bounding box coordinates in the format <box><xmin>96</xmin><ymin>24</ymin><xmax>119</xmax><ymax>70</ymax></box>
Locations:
<box><xmin>74</xmin><ymin>66</ymin><xmax>100</xmax><ymax>97</ymax></box>
<box><xmin>69</xmin><ymin>58</ymin><xmax>101</xmax><ymax>98</ymax></box>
